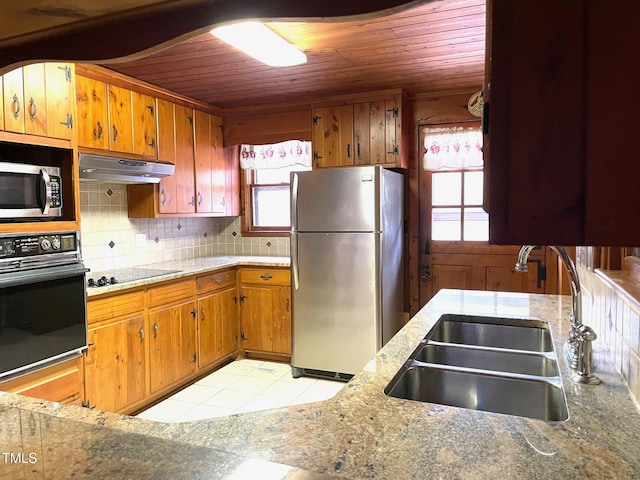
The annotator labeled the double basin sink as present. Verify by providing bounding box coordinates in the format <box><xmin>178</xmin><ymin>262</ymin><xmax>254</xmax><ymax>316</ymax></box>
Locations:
<box><xmin>384</xmin><ymin>314</ymin><xmax>569</xmax><ymax>421</ymax></box>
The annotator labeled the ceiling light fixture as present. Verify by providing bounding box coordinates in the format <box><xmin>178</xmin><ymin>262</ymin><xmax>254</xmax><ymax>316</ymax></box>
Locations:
<box><xmin>210</xmin><ymin>21</ymin><xmax>307</xmax><ymax>67</ymax></box>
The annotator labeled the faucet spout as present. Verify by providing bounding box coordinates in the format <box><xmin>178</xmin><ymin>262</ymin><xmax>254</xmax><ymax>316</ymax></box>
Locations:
<box><xmin>515</xmin><ymin>245</ymin><xmax>601</xmax><ymax>385</ymax></box>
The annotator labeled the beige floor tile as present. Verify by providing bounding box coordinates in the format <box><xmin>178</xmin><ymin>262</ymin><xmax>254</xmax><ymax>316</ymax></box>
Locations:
<box><xmin>226</xmin><ymin>376</ymin><xmax>277</xmax><ymax>394</ymax></box>
<box><xmin>202</xmin><ymin>388</ymin><xmax>256</xmax><ymax>409</ymax></box>
<box><xmin>174</xmin><ymin>404</ymin><xmax>236</xmax><ymax>422</ymax></box>
<box><xmin>169</xmin><ymin>384</ymin><xmax>222</xmax><ymax>404</ymax></box>
<box><xmin>195</xmin><ymin>371</ymin><xmax>244</xmax><ymax>388</ymax></box>
<box><xmin>136</xmin><ymin>399</ymin><xmax>195</xmax><ymax>423</ymax></box>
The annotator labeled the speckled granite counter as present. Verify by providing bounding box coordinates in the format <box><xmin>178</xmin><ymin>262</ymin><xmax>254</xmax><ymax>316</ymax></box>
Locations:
<box><xmin>2</xmin><ymin>290</ymin><xmax>640</xmax><ymax>479</ymax></box>
<box><xmin>86</xmin><ymin>255</ymin><xmax>291</xmax><ymax>297</ymax></box>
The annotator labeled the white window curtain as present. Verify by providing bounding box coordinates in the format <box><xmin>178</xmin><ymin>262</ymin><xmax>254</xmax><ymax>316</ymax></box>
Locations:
<box><xmin>240</xmin><ymin>140</ymin><xmax>312</xmax><ymax>170</ymax></box>
<box><xmin>423</xmin><ymin>126</ymin><xmax>483</xmax><ymax>170</ymax></box>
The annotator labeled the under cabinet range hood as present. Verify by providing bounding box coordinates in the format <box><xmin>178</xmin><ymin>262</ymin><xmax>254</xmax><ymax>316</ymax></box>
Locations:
<box><xmin>78</xmin><ymin>153</ymin><xmax>174</xmax><ymax>184</ymax></box>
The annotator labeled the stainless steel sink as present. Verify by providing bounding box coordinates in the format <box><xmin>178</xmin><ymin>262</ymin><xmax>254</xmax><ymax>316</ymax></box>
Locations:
<box><xmin>414</xmin><ymin>342</ymin><xmax>559</xmax><ymax>377</ymax></box>
<box><xmin>384</xmin><ymin>363</ymin><xmax>569</xmax><ymax>421</ymax></box>
<box><xmin>427</xmin><ymin>314</ymin><xmax>554</xmax><ymax>352</ymax></box>
<box><xmin>384</xmin><ymin>314</ymin><xmax>569</xmax><ymax>421</ymax></box>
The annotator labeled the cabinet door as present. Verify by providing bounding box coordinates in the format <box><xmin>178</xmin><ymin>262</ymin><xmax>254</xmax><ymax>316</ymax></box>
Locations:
<box><xmin>220</xmin><ymin>287</ymin><xmax>239</xmax><ymax>357</ymax></box>
<box><xmin>210</xmin><ymin>114</ymin><xmax>227</xmax><ymax>214</ymax></box>
<box><xmin>44</xmin><ymin>62</ymin><xmax>74</xmax><ymax>140</ymax></box>
<box><xmin>193</xmin><ymin>109</ymin><xmax>213</xmax><ymax>213</ymax></box>
<box><xmin>239</xmin><ymin>285</ymin><xmax>268</xmax><ymax>351</ymax></box>
<box><xmin>174</xmin><ymin>104</ymin><xmax>196</xmax><ymax>213</ymax></box>
<box><xmin>156</xmin><ymin>98</ymin><xmax>177</xmax><ymax>213</ymax></box>
<box><xmin>148</xmin><ymin>300</ymin><xmax>197</xmax><ymax>394</ymax></box>
<box><xmin>108</xmin><ymin>84</ymin><xmax>134</xmax><ymax>153</ymax></box>
<box><xmin>84</xmin><ymin>315</ymin><xmax>146</xmax><ymax>412</ymax></box>
<box><xmin>22</xmin><ymin>63</ymin><xmax>47</xmax><ymax>136</ymax></box>
<box><xmin>353</xmin><ymin>102</ymin><xmax>370</xmax><ymax>165</ymax></box>
<box><xmin>198</xmin><ymin>292</ymin><xmax>221</xmax><ymax>368</ymax></box>
<box><xmin>312</xmin><ymin>105</ymin><xmax>354</xmax><ymax>168</ymax></box>
<box><xmin>0</xmin><ymin>78</ymin><xmax>4</xmax><ymax>129</ymax></box>
<box><xmin>3</xmin><ymin>68</ymin><xmax>24</xmax><ymax>133</ymax></box>
<box><xmin>76</xmin><ymin>76</ymin><xmax>109</xmax><ymax>149</ymax></box>
<box><xmin>271</xmin><ymin>286</ymin><xmax>292</xmax><ymax>355</ymax></box>
<box><xmin>132</xmin><ymin>91</ymin><xmax>157</xmax><ymax>157</ymax></box>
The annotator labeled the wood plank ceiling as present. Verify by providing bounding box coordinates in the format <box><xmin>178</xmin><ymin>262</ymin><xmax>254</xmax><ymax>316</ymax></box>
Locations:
<box><xmin>106</xmin><ymin>0</ymin><xmax>485</xmax><ymax>109</ymax></box>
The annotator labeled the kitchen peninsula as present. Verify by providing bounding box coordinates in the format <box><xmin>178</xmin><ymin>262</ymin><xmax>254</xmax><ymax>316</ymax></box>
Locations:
<box><xmin>1</xmin><ymin>289</ymin><xmax>639</xmax><ymax>479</ymax></box>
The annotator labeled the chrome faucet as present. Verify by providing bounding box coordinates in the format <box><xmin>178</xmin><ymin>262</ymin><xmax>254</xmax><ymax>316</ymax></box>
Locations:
<box><xmin>516</xmin><ymin>246</ymin><xmax>601</xmax><ymax>385</ymax></box>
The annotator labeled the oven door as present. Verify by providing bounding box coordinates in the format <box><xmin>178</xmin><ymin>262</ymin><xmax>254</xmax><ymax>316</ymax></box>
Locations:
<box><xmin>0</xmin><ymin>262</ymin><xmax>89</xmax><ymax>378</ymax></box>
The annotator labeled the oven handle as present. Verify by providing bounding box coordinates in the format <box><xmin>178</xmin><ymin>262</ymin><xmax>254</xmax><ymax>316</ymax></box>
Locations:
<box><xmin>0</xmin><ymin>263</ymin><xmax>89</xmax><ymax>288</ymax></box>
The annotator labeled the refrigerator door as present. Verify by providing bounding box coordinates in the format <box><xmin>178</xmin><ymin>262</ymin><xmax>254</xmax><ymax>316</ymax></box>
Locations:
<box><xmin>291</xmin><ymin>231</ymin><xmax>381</xmax><ymax>375</ymax></box>
<box><xmin>291</xmin><ymin>166</ymin><xmax>380</xmax><ymax>233</ymax></box>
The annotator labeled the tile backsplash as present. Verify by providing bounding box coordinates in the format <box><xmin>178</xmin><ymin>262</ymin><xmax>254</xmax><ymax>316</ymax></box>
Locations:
<box><xmin>579</xmin><ymin>264</ymin><xmax>640</xmax><ymax>406</ymax></box>
<box><xmin>80</xmin><ymin>183</ymin><xmax>289</xmax><ymax>273</ymax></box>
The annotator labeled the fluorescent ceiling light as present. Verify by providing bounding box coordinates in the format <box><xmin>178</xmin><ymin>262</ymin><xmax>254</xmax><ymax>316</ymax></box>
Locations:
<box><xmin>211</xmin><ymin>21</ymin><xmax>307</xmax><ymax>67</ymax></box>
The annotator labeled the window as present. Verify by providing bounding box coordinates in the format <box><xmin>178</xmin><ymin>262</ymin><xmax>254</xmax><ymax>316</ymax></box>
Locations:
<box><xmin>431</xmin><ymin>169</ymin><xmax>488</xmax><ymax>241</ymax></box>
<box><xmin>423</xmin><ymin>124</ymin><xmax>488</xmax><ymax>241</ymax></box>
<box><xmin>240</xmin><ymin>141</ymin><xmax>312</xmax><ymax>235</ymax></box>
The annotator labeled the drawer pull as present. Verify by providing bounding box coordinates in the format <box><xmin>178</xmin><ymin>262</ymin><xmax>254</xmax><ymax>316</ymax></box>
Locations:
<box><xmin>213</xmin><ymin>278</ymin><xmax>223</xmax><ymax>284</ymax></box>
<box><xmin>260</xmin><ymin>274</ymin><xmax>273</xmax><ymax>280</ymax></box>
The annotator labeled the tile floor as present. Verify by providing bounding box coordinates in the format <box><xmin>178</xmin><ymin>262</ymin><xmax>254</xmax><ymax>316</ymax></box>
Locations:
<box><xmin>136</xmin><ymin>359</ymin><xmax>346</xmax><ymax>423</ymax></box>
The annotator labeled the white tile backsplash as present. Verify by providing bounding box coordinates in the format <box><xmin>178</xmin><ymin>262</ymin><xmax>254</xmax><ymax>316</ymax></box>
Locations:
<box><xmin>79</xmin><ymin>183</ymin><xmax>289</xmax><ymax>272</ymax></box>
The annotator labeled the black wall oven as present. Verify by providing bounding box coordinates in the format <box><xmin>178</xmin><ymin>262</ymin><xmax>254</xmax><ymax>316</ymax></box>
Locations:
<box><xmin>0</xmin><ymin>231</ymin><xmax>88</xmax><ymax>379</ymax></box>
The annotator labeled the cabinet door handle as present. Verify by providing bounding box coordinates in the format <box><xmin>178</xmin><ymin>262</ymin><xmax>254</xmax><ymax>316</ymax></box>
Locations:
<box><xmin>347</xmin><ymin>143</ymin><xmax>351</xmax><ymax>158</ymax></box>
<box><xmin>197</xmin><ymin>192</ymin><xmax>202</xmax><ymax>205</ymax></box>
<box><xmin>146</xmin><ymin>104</ymin><xmax>155</xmax><ymax>116</ymax></box>
<box><xmin>59</xmin><ymin>113</ymin><xmax>73</xmax><ymax>129</ymax></box>
<box><xmin>160</xmin><ymin>189</ymin><xmax>166</xmax><ymax>206</ymax></box>
<box><xmin>147</xmin><ymin>137</ymin><xmax>156</xmax><ymax>148</ymax></box>
<box><xmin>11</xmin><ymin>93</ymin><xmax>21</xmax><ymax>119</ymax></box>
<box><xmin>28</xmin><ymin>97</ymin><xmax>37</xmax><ymax>121</ymax></box>
<box><xmin>152</xmin><ymin>322</ymin><xmax>158</xmax><ymax>339</ymax></box>
<box><xmin>201</xmin><ymin>307</ymin><xmax>206</xmax><ymax>321</ymax></box>
<box><xmin>189</xmin><ymin>196</ymin><xmax>195</xmax><ymax>206</ymax></box>
<box><xmin>191</xmin><ymin>352</ymin><xmax>197</xmax><ymax>363</ymax></box>
<box><xmin>190</xmin><ymin>308</ymin><xmax>197</xmax><ymax>319</ymax></box>
<box><xmin>94</xmin><ymin>121</ymin><xmax>103</xmax><ymax>140</ymax></box>
<box><xmin>357</xmin><ymin>143</ymin><xmax>361</xmax><ymax>158</ymax></box>
<box><xmin>259</xmin><ymin>274</ymin><xmax>273</xmax><ymax>280</ymax></box>
<box><xmin>139</xmin><ymin>327</ymin><xmax>145</xmax><ymax>343</ymax></box>
<box><xmin>239</xmin><ymin>294</ymin><xmax>247</xmax><ymax>304</ymax></box>
<box><xmin>112</xmin><ymin>124</ymin><xmax>118</xmax><ymax>142</ymax></box>
<box><xmin>286</xmin><ymin>298</ymin><xmax>290</xmax><ymax>312</ymax></box>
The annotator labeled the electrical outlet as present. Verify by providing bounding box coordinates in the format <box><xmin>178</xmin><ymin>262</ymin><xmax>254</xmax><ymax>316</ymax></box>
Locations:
<box><xmin>135</xmin><ymin>233</ymin><xmax>147</xmax><ymax>248</ymax></box>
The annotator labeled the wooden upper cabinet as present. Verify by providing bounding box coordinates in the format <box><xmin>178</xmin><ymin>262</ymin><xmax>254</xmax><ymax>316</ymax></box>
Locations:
<box><xmin>0</xmin><ymin>78</ymin><xmax>4</xmax><ymax>129</ymax></box>
<box><xmin>108</xmin><ymin>84</ymin><xmax>134</xmax><ymax>153</ymax></box>
<box><xmin>194</xmin><ymin>109</ymin><xmax>213</xmax><ymax>213</ymax></box>
<box><xmin>22</xmin><ymin>63</ymin><xmax>47</xmax><ymax>136</ymax></box>
<box><xmin>76</xmin><ymin>75</ymin><xmax>109</xmax><ymax>149</ymax></box>
<box><xmin>312</xmin><ymin>105</ymin><xmax>354</xmax><ymax>168</ymax></box>
<box><xmin>174</xmin><ymin>104</ymin><xmax>196</xmax><ymax>213</ymax></box>
<box><xmin>210</xmin><ymin>114</ymin><xmax>226</xmax><ymax>214</ymax></box>
<box><xmin>44</xmin><ymin>63</ymin><xmax>74</xmax><ymax>140</ymax></box>
<box><xmin>312</xmin><ymin>91</ymin><xmax>407</xmax><ymax>169</ymax></box>
<box><xmin>156</xmin><ymin>98</ymin><xmax>177</xmax><ymax>214</ymax></box>
<box><xmin>2</xmin><ymin>67</ymin><xmax>25</xmax><ymax>133</ymax></box>
<box><xmin>485</xmin><ymin>0</ymin><xmax>640</xmax><ymax>246</ymax></box>
<box><xmin>131</xmin><ymin>90</ymin><xmax>157</xmax><ymax>157</ymax></box>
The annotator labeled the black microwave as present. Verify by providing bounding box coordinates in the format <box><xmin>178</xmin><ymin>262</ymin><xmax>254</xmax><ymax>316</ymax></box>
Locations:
<box><xmin>0</xmin><ymin>161</ymin><xmax>62</xmax><ymax>219</ymax></box>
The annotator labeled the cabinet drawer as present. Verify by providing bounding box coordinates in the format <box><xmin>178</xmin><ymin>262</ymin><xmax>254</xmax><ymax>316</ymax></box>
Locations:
<box><xmin>0</xmin><ymin>357</ymin><xmax>81</xmax><ymax>404</ymax></box>
<box><xmin>196</xmin><ymin>269</ymin><xmax>236</xmax><ymax>294</ymax></box>
<box><xmin>147</xmin><ymin>279</ymin><xmax>195</xmax><ymax>308</ymax></box>
<box><xmin>88</xmin><ymin>290</ymin><xmax>145</xmax><ymax>324</ymax></box>
<box><xmin>238</xmin><ymin>268</ymin><xmax>290</xmax><ymax>286</ymax></box>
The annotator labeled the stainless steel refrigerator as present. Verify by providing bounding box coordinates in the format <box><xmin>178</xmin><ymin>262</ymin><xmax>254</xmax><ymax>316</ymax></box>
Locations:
<box><xmin>290</xmin><ymin>165</ymin><xmax>404</xmax><ymax>379</ymax></box>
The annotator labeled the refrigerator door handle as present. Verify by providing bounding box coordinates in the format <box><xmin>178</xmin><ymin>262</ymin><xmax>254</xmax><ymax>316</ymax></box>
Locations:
<box><xmin>292</xmin><ymin>233</ymin><xmax>300</xmax><ymax>290</ymax></box>
<box><xmin>291</xmin><ymin>172</ymin><xmax>299</xmax><ymax>232</ymax></box>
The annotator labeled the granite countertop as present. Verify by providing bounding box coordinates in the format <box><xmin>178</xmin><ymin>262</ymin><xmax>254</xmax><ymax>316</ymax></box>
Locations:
<box><xmin>2</xmin><ymin>290</ymin><xmax>640</xmax><ymax>479</ymax></box>
<box><xmin>86</xmin><ymin>255</ymin><xmax>291</xmax><ymax>297</ymax></box>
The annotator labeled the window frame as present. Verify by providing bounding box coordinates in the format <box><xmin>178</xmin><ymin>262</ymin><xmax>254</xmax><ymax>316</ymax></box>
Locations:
<box><xmin>240</xmin><ymin>167</ymin><xmax>293</xmax><ymax>237</ymax></box>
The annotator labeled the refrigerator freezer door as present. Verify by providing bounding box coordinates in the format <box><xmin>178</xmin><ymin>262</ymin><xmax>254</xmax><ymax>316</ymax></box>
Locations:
<box><xmin>291</xmin><ymin>231</ymin><xmax>381</xmax><ymax>375</ymax></box>
<box><xmin>291</xmin><ymin>166</ymin><xmax>380</xmax><ymax>233</ymax></box>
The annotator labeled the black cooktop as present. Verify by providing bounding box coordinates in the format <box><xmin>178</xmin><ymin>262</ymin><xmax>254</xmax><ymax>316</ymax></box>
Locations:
<box><xmin>87</xmin><ymin>267</ymin><xmax>181</xmax><ymax>287</ymax></box>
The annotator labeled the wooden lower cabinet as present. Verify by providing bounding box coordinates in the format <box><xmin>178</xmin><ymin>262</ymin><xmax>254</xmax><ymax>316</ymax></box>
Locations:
<box><xmin>82</xmin><ymin>267</ymin><xmax>290</xmax><ymax>413</ymax></box>
<box><xmin>198</xmin><ymin>288</ymin><xmax>238</xmax><ymax>368</ymax></box>
<box><xmin>84</xmin><ymin>314</ymin><xmax>146</xmax><ymax>411</ymax></box>
<box><xmin>238</xmin><ymin>268</ymin><xmax>291</xmax><ymax>355</ymax></box>
<box><xmin>148</xmin><ymin>282</ymin><xmax>198</xmax><ymax>394</ymax></box>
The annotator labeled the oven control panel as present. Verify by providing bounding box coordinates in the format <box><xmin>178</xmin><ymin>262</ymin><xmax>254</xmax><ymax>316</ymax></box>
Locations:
<box><xmin>0</xmin><ymin>232</ymin><xmax>78</xmax><ymax>258</ymax></box>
